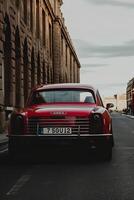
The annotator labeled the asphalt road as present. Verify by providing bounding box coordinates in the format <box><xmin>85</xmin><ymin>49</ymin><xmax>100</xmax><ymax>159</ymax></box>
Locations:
<box><xmin>0</xmin><ymin>112</ymin><xmax>134</xmax><ymax>200</ymax></box>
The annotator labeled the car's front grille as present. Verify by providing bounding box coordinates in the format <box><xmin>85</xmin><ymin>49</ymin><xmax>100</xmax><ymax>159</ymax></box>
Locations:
<box><xmin>27</xmin><ymin>116</ymin><xmax>103</xmax><ymax>135</ymax></box>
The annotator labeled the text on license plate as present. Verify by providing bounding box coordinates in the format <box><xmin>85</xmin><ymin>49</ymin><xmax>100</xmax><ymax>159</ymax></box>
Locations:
<box><xmin>42</xmin><ymin>127</ymin><xmax>72</xmax><ymax>134</ymax></box>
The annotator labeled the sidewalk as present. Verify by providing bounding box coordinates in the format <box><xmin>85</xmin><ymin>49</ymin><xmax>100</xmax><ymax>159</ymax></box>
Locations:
<box><xmin>122</xmin><ymin>113</ymin><xmax>134</xmax><ymax>119</ymax></box>
<box><xmin>126</xmin><ymin>115</ymin><xmax>134</xmax><ymax>119</ymax></box>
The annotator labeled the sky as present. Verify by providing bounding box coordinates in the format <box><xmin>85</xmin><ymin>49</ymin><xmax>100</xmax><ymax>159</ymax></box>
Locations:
<box><xmin>62</xmin><ymin>0</ymin><xmax>134</xmax><ymax>97</ymax></box>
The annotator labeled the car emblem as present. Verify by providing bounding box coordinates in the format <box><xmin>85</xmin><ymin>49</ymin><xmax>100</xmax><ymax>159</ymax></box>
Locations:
<box><xmin>51</xmin><ymin>111</ymin><xmax>66</xmax><ymax>115</ymax></box>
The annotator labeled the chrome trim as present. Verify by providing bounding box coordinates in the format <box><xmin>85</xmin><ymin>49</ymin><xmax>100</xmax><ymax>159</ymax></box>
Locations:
<box><xmin>9</xmin><ymin>133</ymin><xmax>112</xmax><ymax>137</ymax></box>
<box><xmin>27</xmin><ymin>116</ymin><xmax>104</xmax><ymax>135</ymax></box>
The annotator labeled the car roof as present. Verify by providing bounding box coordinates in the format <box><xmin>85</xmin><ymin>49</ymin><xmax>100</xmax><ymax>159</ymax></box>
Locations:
<box><xmin>32</xmin><ymin>83</ymin><xmax>97</xmax><ymax>93</ymax></box>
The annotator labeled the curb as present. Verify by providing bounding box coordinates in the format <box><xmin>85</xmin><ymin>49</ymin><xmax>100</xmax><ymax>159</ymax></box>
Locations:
<box><xmin>122</xmin><ymin>114</ymin><xmax>134</xmax><ymax>119</ymax></box>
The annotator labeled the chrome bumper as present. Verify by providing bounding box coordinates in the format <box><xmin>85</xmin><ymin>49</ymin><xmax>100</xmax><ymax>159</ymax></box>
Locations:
<box><xmin>8</xmin><ymin>134</ymin><xmax>113</xmax><ymax>148</ymax></box>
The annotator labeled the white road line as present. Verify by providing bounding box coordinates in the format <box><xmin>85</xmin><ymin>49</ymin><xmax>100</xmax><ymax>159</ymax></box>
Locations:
<box><xmin>6</xmin><ymin>174</ymin><xmax>31</xmax><ymax>196</ymax></box>
<box><xmin>0</xmin><ymin>148</ymin><xmax>8</xmax><ymax>154</ymax></box>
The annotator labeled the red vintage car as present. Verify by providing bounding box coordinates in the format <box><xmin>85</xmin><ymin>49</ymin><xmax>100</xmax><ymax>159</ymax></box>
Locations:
<box><xmin>8</xmin><ymin>83</ymin><xmax>114</xmax><ymax>160</ymax></box>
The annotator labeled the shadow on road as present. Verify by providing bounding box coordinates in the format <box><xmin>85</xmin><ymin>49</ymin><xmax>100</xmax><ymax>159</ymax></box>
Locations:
<box><xmin>0</xmin><ymin>147</ymin><xmax>113</xmax><ymax>166</ymax></box>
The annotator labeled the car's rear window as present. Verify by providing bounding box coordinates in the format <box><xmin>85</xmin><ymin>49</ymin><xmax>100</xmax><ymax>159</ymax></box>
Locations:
<box><xmin>28</xmin><ymin>89</ymin><xmax>96</xmax><ymax>105</ymax></box>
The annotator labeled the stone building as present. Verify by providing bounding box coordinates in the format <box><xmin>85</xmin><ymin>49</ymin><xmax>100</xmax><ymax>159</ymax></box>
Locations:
<box><xmin>0</xmin><ymin>0</ymin><xmax>81</xmax><ymax>132</ymax></box>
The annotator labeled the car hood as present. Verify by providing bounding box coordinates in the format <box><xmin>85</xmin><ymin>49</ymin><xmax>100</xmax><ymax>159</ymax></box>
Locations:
<box><xmin>25</xmin><ymin>104</ymin><xmax>105</xmax><ymax>118</ymax></box>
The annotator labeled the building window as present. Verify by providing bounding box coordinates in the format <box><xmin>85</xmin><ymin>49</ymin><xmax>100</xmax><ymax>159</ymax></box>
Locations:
<box><xmin>15</xmin><ymin>27</ymin><xmax>21</xmax><ymax>107</ymax></box>
<box><xmin>70</xmin><ymin>53</ymin><xmax>72</xmax><ymax>82</ymax></box>
<box><xmin>47</xmin><ymin>66</ymin><xmax>50</xmax><ymax>83</ymax></box>
<box><xmin>36</xmin><ymin>0</ymin><xmax>40</xmax><ymax>38</ymax></box>
<box><xmin>51</xmin><ymin>68</ymin><xmax>53</xmax><ymax>83</ymax></box>
<box><xmin>65</xmin><ymin>73</ymin><xmax>68</xmax><ymax>83</ymax></box>
<box><xmin>73</xmin><ymin>59</ymin><xmax>75</xmax><ymax>82</ymax></box>
<box><xmin>3</xmin><ymin>14</ymin><xmax>12</xmax><ymax>107</ymax></box>
<box><xmin>61</xmin><ymin>35</ymin><xmax>63</xmax><ymax>55</ymax></box>
<box><xmin>71</xmin><ymin>58</ymin><xmax>74</xmax><ymax>83</ymax></box>
<box><xmin>23</xmin><ymin>39</ymin><xmax>29</xmax><ymax>105</ymax></box>
<box><xmin>42</xmin><ymin>9</ymin><xmax>46</xmax><ymax>46</ymax></box>
<box><xmin>31</xmin><ymin>48</ymin><xmax>35</xmax><ymax>88</ymax></box>
<box><xmin>43</xmin><ymin>61</ymin><xmax>47</xmax><ymax>84</ymax></box>
<box><xmin>49</xmin><ymin>23</ymin><xmax>52</xmax><ymax>58</ymax></box>
<box><xmin>77</xmin><ymin>67</ymin><xmax>80</xmax><ymax>83</ymax></box>
<box><xmin>23</xmin><ymin>0</ymin><xmax>27</xmax><ymax>24</ymax></box>
<box><xmin>54</xmin><ymin>1</ymin><xmax>57</xmax><ymax>15</ymax></box>
<box><xmin>65</xmin><ymin>44</ymin><xmax>67</xmax><ymax>66</ymax></box>
<box><xmin>37</xmin><ymin>53</ymin><xmax>41</xmax><ymax>84</ymax></box>
<box><xmin>30</xmin><ymin>0</ymin><xmax>33</xmax><ymax>31</ymax></box>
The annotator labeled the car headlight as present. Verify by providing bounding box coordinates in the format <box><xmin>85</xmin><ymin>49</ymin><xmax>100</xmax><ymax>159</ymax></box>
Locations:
<box><xmin>90</xmin><ymin>113</ymin><xmax>103</xmax><ymax>134</ymax></box>
<box><xmin>93</xmin><ymin>114</ymin><xmax>101</xmax><ymax>121</ymax></box>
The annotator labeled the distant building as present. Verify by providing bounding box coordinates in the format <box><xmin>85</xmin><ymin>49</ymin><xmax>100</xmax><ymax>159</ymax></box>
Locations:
<box><xmin>126</xmin><ymin>77</ymin><xmax>134</xmax><ymax>115</ymax></box>
<box><xmin>103</xmin><ymin>93</ymin><xmax>126</xmax><ymax>111</ymax></box>
<box><xmin>0</xmin><ymin>0</ymin><xmax>81</xmax><ymax>131</ymax></box>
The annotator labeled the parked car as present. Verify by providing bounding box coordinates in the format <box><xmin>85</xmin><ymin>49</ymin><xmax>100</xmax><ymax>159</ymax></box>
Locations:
<box><xmin>8</xmin><ymin>83</ymin><xmax>114</xmax><ymax>160</ymax></box>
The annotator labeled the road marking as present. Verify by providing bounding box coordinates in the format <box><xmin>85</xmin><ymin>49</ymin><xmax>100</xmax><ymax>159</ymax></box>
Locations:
<box><xmin>0</xmin><ymin>148</ymin><xmax>8</xmax><ymax>154</ymax></box>
<box><xmin>6</xmin><ymin>174</ymin><xmax>31</xmax><ymax>196</ymax></box>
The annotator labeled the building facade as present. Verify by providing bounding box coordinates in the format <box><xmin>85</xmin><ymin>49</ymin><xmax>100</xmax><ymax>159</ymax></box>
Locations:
<box><xmin>126</xmin><ymin>78</ymin><xmax>134</xmax><ymax>115</ymax></box>
<box><xmin>0</xmin><ymin>0</ymin><xmax>81</xmax><ymax>132</ymax></box>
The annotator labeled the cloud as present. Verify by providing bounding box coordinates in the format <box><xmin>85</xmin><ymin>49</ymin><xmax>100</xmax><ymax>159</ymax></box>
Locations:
<box><xmin>99</xmin><ymin>82</ymin><xmax>126</xmax><ymax>87</ymax></box>
<box><xmin>96</xmin><ymin>82</ymin><xmax>127</xmax><ymax>96</ymax></box>
<box><xmin>81</xmin><ymin>69</ymin><xmax>95</xmax><ymax>74</ymax></box>
<box><xmin>84</xmin><ymin>0</ymin><xmax>134</xmax><ymax>9</ymax></box>
<box><xmin>73</xmin><ymin>39</ymin><xmax>134</xmax><ymax>59</ymax></box>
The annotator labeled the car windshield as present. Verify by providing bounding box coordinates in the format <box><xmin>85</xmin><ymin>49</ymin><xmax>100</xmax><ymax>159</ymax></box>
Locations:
<box><xmin>29</xmin><ymin>89</ymin><xmax>96</xmax><ymax>105</ymax></box>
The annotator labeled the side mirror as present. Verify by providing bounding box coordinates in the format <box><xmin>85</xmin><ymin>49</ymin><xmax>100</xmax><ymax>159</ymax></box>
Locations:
<box><xmin>106</xmin><ymin>103</ymin><xmax>114</xmax><ymax>110</ymax></box>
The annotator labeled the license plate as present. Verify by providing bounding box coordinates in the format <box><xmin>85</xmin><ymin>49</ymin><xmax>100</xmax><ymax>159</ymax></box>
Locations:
<box><xmin>42</xmin><ymin>127</ymin><xmax>72</xmax><ymax>135</ymax></box>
